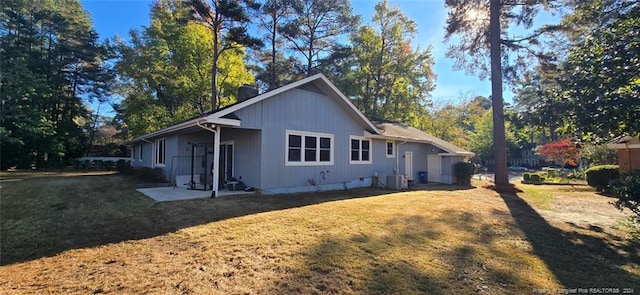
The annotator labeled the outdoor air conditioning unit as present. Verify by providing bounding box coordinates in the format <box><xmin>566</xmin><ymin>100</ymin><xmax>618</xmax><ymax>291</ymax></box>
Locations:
<box><xmin>387</xmin><ymin>174</ymin><xmax>408</xmax><ymax>190</ymax></box>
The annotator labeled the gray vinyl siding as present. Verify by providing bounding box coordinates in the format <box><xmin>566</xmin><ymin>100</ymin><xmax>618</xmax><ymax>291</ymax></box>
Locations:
<box><xmin>220</xmin><ymin>129</ymin><xmax>261</xmax><ymax>189</ymax></box>
<box><xmin>132</xmin><ymin>142</ymin><xmax>153</xmax><ymax>168</ymax></box>
<box><xmin>159</xmin><ymin>136</ymin><xmax>178</xmax><ymax>179</ymax></box>
<box><xmin>397</xmin><ymin>142</ymin><xmax>428</xmax><ymax>181</ymax></box>
<box><xmin>234</xmin><ymin>87</ymin><xmax>379</xmax><ymax>191</ymax></box>
<box><xmin>441</xmin><ymin>156</ymin><xmax>465</xmax><ymax>184</ymax></box>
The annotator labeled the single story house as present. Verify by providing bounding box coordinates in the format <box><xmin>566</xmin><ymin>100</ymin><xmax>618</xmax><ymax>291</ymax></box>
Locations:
<box><xmin>609</xmin><ymin>135</ymin><xmax>640</xmax><ymax>173</ymax></box>
<box><xmin>125</xmin><ymin>74</ymin><xmax>473</xmax><ymax>196</ymax></box>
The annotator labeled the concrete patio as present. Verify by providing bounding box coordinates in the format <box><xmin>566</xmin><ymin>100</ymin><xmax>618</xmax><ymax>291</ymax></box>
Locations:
<box><xmin>137</xmin><ymin>186</ymin><xmax>254</xmax><ymax>202</ymax></box>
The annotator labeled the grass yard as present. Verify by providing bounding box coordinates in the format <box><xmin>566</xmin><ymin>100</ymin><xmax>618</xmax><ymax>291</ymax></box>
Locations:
<box><xmin>1</xmin><ymin>172</ymin><xmax>638</xmax><ymax>294</ymax></box>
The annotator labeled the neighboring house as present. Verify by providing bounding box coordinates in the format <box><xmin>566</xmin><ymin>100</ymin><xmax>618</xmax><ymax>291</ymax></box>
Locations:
<box><xmin>125</xmin><ymin>74</ymin><xmax>473</xmax><ymax>196</ymax></box>
<box><xmin>509</xmin><ymin>143</ymin><xmax>541</xmax><ymax>167</ymax></box>
<box><xmin>609</xmin><ymin>135</ymin><xmax>640</xmax><ymax>173</ymax></box>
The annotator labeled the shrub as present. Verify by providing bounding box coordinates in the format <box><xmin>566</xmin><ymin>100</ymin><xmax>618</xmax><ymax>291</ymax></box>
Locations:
<box><xmin>585</xmin><ymin>165</ymin><xmax>620</xmax><ymax>191</ymax></box>
<box><xmin>103</xmin><ymin>160</ymin><xmax>115</xmax><ymax>171</ymax></box>
<box><xmin>546</xmin><ymin>168</ymin><xmax>557</xmax><ymax>178</ymax></box>
<box><xmin>134</xmin><ymin>167</ymin><xmax>166</xmax><ymax>183</ymax></box>
<box><xmin>530</xmin><ymin>174</ymin><xmax>543</xmax><ymax>183</ymax></box>
<box><xmin>611</xmin><ymin>169</ymin><xmax>640</xmax><ymax>217</ymax></box>
<box><xmin>453</xmin><ymin>162</ymin><xmax>475</xmax><ymax>185</ymax></box>
<box><xmin>523</xmin><ymin>173</ymin><xmax>531</xmax><ymax>181</ymax></box>
<box><xmin>116</xmin><ymin>159</ymin><xmax>133</xmax><ymax>175</ymax></box>
<box><xmin>567</xmin><ymin>169</ymin><xmax>586</xmax><ymax>180</ymax></box>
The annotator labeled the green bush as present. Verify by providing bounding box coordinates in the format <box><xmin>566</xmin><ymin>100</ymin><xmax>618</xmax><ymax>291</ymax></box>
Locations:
<box><xmin>546</xmin><ymin>168</ymin><xmax>557</xmax><ymax>178</ymax></box>
<box><xmin>453</xmin><ymin>162</ymin><xmax>475</xmax><ymax>185</ymax></box>
<box><xmin>611</xmin><ymin>169</ymin><xmax>640</xmax><ymax>217</ymax></box>
<box><xmin>567</xmin><ymin>169</ymin><xmax>586</xmax><ymax>180</ymax></box>
<box><xmin>103</xmin><ymin>160</ymin><xmax>115</xmax><ymax>171</ymax></box>
<box><xmin>530</xmin><ymin>174</ymin><xmax>543</xmax><ymax>183</ymax></box>
<box><xmin>585</xmin><ymin>165</ymin><xmax>620</xmax><ymax>191</ymax></box>
<box><xmin>133</xmin><ymin>167</ymin><xmax>166</xmax><ymax>183</ymax></box>
<box><xmin>523</xmin><ymin>173</ymin><xmax>531</xmax><ymax>181</ymax></box>
<box><xmin>116</xmin><ymin>159</ymin><xmax>133</xmax><ymax>175</ymax></box>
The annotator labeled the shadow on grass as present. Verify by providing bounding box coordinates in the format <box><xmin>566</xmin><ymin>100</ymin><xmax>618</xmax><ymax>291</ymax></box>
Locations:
<box><xmin>273</xmin><ymin>210</ymin><xmax>536</xmax><ymax>293</ymax></box>
<box><xmin>275</xmin><ymin>196</ymin><xmax>640</xmax><ymax>293</ymax></box>
<box><xmin>498</xmin><ymin>192</ymin><xmax>640</xmax><ymax>288</ymax></box>
<box><xmin>1</xmin><ymin>173</ymin><xmax>465</xmax><ymax>266</ymax></box>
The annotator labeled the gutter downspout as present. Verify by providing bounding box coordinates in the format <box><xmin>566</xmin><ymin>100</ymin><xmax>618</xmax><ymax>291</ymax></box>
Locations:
<box><xmin>395</xmin><ymin>140</ymin><xmax>407</xmax><ymax>175</ymax></box>
<box><xmin>197</xmin><ymin>121</ymin><xmax>221</xmax><ymax>198</ymax></box>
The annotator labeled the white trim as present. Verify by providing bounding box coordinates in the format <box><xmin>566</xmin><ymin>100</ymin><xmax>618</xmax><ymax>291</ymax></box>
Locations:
<box><xmin>285</xmin><ymin>130</ymin><xmax>334</xmax><ymax>166</ymax></box>
<box><xmin>206</xmin><ymin>117</ymin><xmax>241</xmax><ymax>126</ymax></box>
<box><xmin>138</xmin><ymin>144</ymin><xmax>143</xmax><ymax>162</ymax></box>
<box><xmin>349</xmin><ymin>136</ymin><xmax>372</xmax><ymax>164</ymax></box>
<box><xmin>386</xmin><ymin>141</ymin><xmax>395</xmax><ymax>158</ymax></box>
<box><xmin>154</xmin><ymin>138</ymin><xmax>166</xmax><ymax>167</ymax></box>
<box><xmin>404</xmin><ymin>151</ymin><xmax>413</xmax><ymax>180</ymax></box>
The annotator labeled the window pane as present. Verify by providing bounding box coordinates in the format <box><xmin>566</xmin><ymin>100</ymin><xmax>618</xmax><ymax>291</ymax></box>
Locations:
<box><xmin>351</xmin><ymin>150</ymin><xmax>359</xmax><ymax>161</ymax></box>
<box><xmin>289</xmin><ymin>135</ymin><xmax>301</xmax><ymax>147</ymax></box>
<box><xmin>351</xmin><ymin>139</ymin><xmax>359</xmax><ymax>150</ymax></box>
<box><xmin>305</xmin><ymin>149</ymin><xmax>316</xmax><ymax>161</ymax></box>
<box><xmin>387</xmin><ymin>142</ymin><xmax>393</xmax><ymax>155</ymax></box>
<box><xmin>320</xmin><ymin>150</ymin><xmax>330</xmax><ymax>161</ymax></box>
<box><xmin>320</xmin><ymin>137</ymin><xmax>330</xmax><ymax>149</ymax></box>
<box><xmin>305</xmin><ymin>136</ymin><xmax>317</xmax><ymax>148</ymax></box>
<box><xmin>288</xmin><ymin>149</ymin><xmax>301</xmax><ymax>161</ymax></box>
<box><xmin>362</xmin><ymin>140</ymin><xmax>370</xmax><ymax>150</ymax></box>
<box><xmin>362</xmin><ymin>150</ymin><xmax>370</xmax><ymax>161</ymax></box>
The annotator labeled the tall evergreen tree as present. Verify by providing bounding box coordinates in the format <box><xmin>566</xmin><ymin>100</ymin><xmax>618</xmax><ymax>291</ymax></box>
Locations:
<box><xmin>444</xmin><ymin>0</ymin><xmax>563</xmax><ymax>190</ymax></box>
<box><xmin>186</xmin><ymin>0</ymin><xmax>263</xmax><ymax>110</ymax></box>
<box><xmin>281</xmin><ymin>0</ymin><xmax>360</xmax><ymax>76</ymax></box>
<box><xmin>348</xmin><ymin>0</ymin><xmax>435</xmax><ymax>123</ymax></box>
<box><xmin>115</xmin><ymin>0</ymin><xmax>255</xmax><ymax>137</ymax></box>
<box><xmin>250</xmin><ymin>0</ymin><xmax>298</xmax><ymax>90</ymax></box>
<box><xmin>0</xmin><ymin>0</ymin><xmax>112</xmax><ymax>169</ymax></box>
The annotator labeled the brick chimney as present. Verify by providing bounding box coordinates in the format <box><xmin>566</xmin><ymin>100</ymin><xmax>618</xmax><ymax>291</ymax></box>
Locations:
<box><xmin>237</xmin><ymin>84</ymin><xmax>259</xmax><ymax>102</ymax></box>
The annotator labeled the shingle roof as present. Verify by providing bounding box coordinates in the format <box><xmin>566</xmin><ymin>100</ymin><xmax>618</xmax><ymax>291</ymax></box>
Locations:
<box><xmin>369</xmin><ymin>118</ymin><xmax>474</xmax><ymax>156</ymax></box>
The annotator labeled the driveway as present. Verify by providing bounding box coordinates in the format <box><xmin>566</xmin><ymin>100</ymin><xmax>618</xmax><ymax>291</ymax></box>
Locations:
<box><xmin>474</xmin><ymin>171</ymin><xmax>524</xmax><ymax>182</ymax></box>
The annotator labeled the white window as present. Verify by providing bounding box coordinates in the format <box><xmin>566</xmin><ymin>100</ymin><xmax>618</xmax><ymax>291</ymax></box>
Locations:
<box><xmin>154</xmin><ymin>138</ymin><xmax>166</xmax><ymax>166</ymax></box>
<box><xmin>386</xmin><ymin>141</ymin><xmax>395</xmax><ymax>158</ymax></box>
<box><xmin>350</xmin><ymin>136</ymin><xmax>372</xmax><ymax>164</ymax></box>
<box><xmin>286</xmin><ymin>130</ymin><xmax>333</xmax><ymax>166</ymax></box>
<box><xmin>139</xmin><ymin>144</ymin><xmax>143</xmax><ymax>161</ymax></box>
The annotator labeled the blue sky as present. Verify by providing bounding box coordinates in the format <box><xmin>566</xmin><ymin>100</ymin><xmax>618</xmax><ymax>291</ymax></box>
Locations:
<box><xmin>80</xmin><ymin>0</ymin><xmax>510</xmax><ymax>115</ymax></box>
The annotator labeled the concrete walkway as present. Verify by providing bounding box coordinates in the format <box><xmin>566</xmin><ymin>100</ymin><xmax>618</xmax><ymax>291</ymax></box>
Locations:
<box><xmin>137</xmin><ymin>187</ymin><xmax>253</xmax><ymax>202</ymax></box>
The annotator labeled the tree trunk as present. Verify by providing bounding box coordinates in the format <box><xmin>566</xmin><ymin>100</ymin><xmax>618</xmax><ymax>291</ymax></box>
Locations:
<box><xmin>211</xmin><ymin>25</ymin><xmax>219</xmax><ymax>111</ymax></box>
<box><xmin>271</xmin><ymin>20</ymin><xmax>277</xmax><ymax>89</ymax></box>
<box><xmin>489</xmin><ymin>0</ymin><xmax>510</xmax><ymax>188</ymax></box>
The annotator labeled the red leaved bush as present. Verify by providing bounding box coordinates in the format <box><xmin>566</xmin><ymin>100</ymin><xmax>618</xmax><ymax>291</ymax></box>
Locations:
<box><xmin>537</xmin><ymin>138</ymin><xmax>580</xmax><ymax>167</ymax></box>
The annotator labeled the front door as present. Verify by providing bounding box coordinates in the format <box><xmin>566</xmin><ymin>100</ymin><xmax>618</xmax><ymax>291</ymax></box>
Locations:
<box><xmin>404</xmin><ymin>151</ymin><xmax>413</xmax><ymax>180</ymax></box>
<box><xmin>218</xmin><ymin>142</ymin><xmax>234</xmax><ymax>185</ymax></box>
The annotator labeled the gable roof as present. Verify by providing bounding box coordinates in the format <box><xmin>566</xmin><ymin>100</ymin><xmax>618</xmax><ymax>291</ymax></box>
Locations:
<box><xmin>369</xmin><ymin>118</ymin><xmax>474</xmax><ymax>156</ymax></box>
<box><xmin>204</xmin><ymin>74</ymin><xmax>379</xmax><ymax>133</ymax></box>
<box><xmin>124</xmin><ymin>74</ymin><xmax>472</xmax><ymax>157</ymax></box>
<box><xmin>125</xmin><ymin>74</ymin><xmax>378</xmax><ymax>145</ymax></box>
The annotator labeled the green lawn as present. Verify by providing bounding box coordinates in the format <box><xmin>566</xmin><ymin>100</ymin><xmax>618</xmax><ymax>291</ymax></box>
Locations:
<box><xmin>1</xmin><ymin>172</ymin><xmax>638</xmax><ymax>294</ymax></box>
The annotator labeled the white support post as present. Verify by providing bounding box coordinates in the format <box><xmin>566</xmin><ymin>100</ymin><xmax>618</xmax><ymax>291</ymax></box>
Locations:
<box><xmin>211</xmin><ymin>125</ymin><xmax>221</xmax><ymax>198</ymax></box>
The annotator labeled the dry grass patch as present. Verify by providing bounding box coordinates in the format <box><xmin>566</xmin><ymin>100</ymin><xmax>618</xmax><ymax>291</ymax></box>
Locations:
<box><xmin>1</xmin><ymin>173</ymin><xmax>638</xmax><ymax>294</ymax></box>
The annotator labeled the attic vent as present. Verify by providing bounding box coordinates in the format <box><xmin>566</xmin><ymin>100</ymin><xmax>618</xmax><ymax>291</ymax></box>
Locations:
<box><xmin>238</xmin><ymin>85</ymin><xmax>259</xmax><ymax>102</ymax></box>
